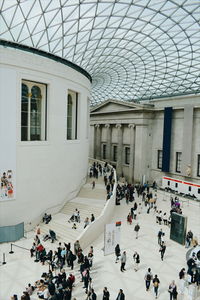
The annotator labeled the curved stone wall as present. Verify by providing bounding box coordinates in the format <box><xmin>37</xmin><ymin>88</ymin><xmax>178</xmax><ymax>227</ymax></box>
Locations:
<box><xmin>0</xmin><ymin>46</ymin><xmax>91</xmax><ymax>227</ymax></box>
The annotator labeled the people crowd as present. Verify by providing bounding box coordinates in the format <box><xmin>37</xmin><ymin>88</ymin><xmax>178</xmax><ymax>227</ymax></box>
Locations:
<box><xmin>114</xmin><ymin>179</ymin><xmax>199</xmax><ymax>299</ymax></box>
<box><xmin>10</xmin><ymin>162</ymin><xmax>200</xmax><ymax>300</ymax></box>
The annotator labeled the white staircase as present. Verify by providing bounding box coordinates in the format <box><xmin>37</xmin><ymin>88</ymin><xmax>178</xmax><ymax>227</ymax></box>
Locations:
<box><xmin>39</xmin><ymin>177</ymin><xmax>106</xmax><ymax>244</ymax></box>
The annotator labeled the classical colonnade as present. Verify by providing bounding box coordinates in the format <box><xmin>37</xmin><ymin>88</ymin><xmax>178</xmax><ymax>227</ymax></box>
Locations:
<box><xmin>91</xmin><ymin>123</ymin><xmax>137</xmax><ymax>182</ymax></box>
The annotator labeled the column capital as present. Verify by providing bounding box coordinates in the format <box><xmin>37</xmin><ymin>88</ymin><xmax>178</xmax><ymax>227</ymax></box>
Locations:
<box><xmin>128</xmin><ymin>123</ymin><xmax>135</xmax><ymax>129</ymax></box>
<box><xmin>95</xmin><ymin>124</ymin><xmax>100</xmax><ymax>128</ymax></box>
<box><xmin>115</xmin><ymin>124</ymin><xmax>122</xmax><ymax>129</ymax></box>
<box><xmin>105</xmin><ymin>123</ymin><xmax>110</xmax><ymax>128</ymax></box>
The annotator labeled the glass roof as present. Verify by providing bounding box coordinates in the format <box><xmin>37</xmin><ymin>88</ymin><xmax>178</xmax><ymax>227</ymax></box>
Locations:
<box><xmin>0</xmin><ymin>0</ymin><xmax>200</xmax><ymax>105</ymax></box>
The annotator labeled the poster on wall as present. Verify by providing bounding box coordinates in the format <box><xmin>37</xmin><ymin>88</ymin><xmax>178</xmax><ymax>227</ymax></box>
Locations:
<box><xmin>104</xmin><ymin>221</ymin><xmax>121</xmax><ymax>256</ymax></box>
<box><xmin>0</xmin><ymin>169</ymin><xmax>15</xmax><ymax>200</ymax></box>
<box><xmin>0</xmin><ymin>67</ymin><xmax>16</xmax><ymax>201</ymax></box>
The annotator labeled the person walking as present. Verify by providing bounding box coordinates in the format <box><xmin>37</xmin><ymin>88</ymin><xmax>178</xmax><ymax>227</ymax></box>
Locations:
<box><xmin>185</xmin><ymin>230</ymin><xmax>193</xmax><ymax>248</ymax></box>
<box><xmin>120</xmin><ymin>251</ymin><xmax>126</xmax><ymax>272</ymax></box>
<box><xmin>168</xmin><ymin>280</ymin><xmax>178</xmax><ymax>300</ymax></box>
<box><xmin>115</xmin><ymin>244</ymin><xmax>121</xmax><ymax>263</ymax></box>
<box><xmin>153</xmin><ymin>274</ymin><xmax>160</xmax><ymax>299</ymax></box>
<box><xmin>134</xmin><ymin>223</ymin><xmax>140</xmax><ymax>239</ymax></box>
<box><xmin>116</xmin><ymin>289</ymin><xmax>125</xmax><ymax>300</ymax></box>
<box><xmin>84</xmin><ymin>217</ymin><xmax>90</xmax><ymax>229</ymax></box>
<box><xmin>89</xmin><ymin>288</ymin><xmax>97</xmax><ymax>300</ymax></box>
<box><xmin>74</xmin><ymin>240</ymin><xmax>80</xmax><ymax>255</ymax></box>
<box><xmin>179</xmin><ymin>268</ymin><xmax>186</xmax><ymax>295</ymax></box>
<box><xmin>86</xmin><ymin>289</ymin><xmax>97</xmax><ymax>300</ymax></box>
<box><xmin>159</xmin><ymin>241</ymin><xmax>166</xmax><ymax>260</ymax></box>
<box><xmin>103</xmin><ymin>287</ymin><xmax>110</xmax><ymax>300</ymax></box>
<box><xmin>133</xmin><ymin>251</ymin><xmax>140</xmax><ymax>271</ymax></box>
<box><xmin>144</xmin><ymin>268</ymin><xmax>153</xmax><ymax>291</ymax></box>
<box><xmin>157</xmin><ymin>229</ymin><xmax>163</xmax><ymax>245</ymax></box>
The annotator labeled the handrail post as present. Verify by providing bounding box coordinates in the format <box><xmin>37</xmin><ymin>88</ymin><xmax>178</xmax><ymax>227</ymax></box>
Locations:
<box><xmin>9</xmin><ymin>243</ymin><xmax>14</xmax><ymax>254</ymax></box>
<box><xmin>2</xmin><ymin>253</ymin><xmax>6</xmax><ymax>264</ymax></box>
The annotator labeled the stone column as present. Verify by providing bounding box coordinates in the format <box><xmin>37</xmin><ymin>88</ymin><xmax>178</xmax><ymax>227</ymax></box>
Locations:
<box><xmin>89</xmin><ymin>124</ymin><xmax>95</xmax><ymax>158</ymax></box>
<box><xmin>128</xmin><ymin>124</ymin><xmax>135</xmax><ymax>183</ymax></box>
<box><xmin>105</xmin><ymin>124</ymin><xmax>111</xmax><ymax>161</ymax></box>
<box><xmin>116</xmin><ymin>124</ymin><xmax>123</xmax><ymax>176</ymax></box>
<box><xmin>94</xmin><ymin>124</ymin><xmax>101</xmax><ymax>159</ymax></box>
<box><xmin>134</xmin><ymin>124</ymin><xmax>148</xmax><ymax>182</ymax></box>
<box><xmin>181</xmin><ymin>105</ymin><xmax>194</xmax><ymax>176</ymax></box>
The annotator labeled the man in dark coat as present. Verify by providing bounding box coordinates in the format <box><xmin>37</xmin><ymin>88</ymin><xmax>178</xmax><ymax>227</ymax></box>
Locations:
<box><xmin>116</xmin><ymin>289</ymin><xmax>125</xmax><ymax>300</ymax></box>
<box><xmin>103</xmin><ymin>287</ymin><xmax>110</xmax><ymax>299</ymax></box>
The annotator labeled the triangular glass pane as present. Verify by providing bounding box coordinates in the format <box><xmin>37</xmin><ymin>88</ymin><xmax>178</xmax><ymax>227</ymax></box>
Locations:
<box><xmin>28</xmin><ymin>0</ymin><xmax>43</xmax><ymax>19</ymax></box>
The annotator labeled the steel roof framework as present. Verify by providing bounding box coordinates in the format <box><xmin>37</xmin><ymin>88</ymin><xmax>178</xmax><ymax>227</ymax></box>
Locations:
<box><xmin>0</xmin><ymin>0</ymin><xmax>199</xmax><ymax>105</ymax></box>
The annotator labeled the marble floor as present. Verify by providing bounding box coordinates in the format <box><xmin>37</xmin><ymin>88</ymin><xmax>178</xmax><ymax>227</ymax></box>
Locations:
<box><xmin>0</xmin><ymin>179</ymin><xmax>200</xmax><ymax>300</ymax></box>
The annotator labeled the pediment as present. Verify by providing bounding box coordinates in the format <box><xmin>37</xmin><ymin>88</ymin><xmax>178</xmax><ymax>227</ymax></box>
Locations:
<box><xmin>91</xmin><ymin>99</ymin><xmax>141</xmax><ymax>114</ymax></box>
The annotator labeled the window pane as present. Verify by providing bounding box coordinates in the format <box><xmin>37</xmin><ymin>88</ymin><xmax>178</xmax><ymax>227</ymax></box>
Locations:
<box><xmin>21</xmin><ymin>84</ymin><xmax>29</xmax><ymax>140</ymax></box>
<box><xmin>176</xmin><ymin>152</ymin><xmax>182</xmax><ymax>173</ymax></box>
<box><xmin>30</xmin><ymin>86</ymin><xmax>42</xmax><ymax>141</ymax></box>
<box><xmin>157</xmin><ymin>150</ymin><xmax>162</xmax><ymax>169</ymax></box>
<box><xmin>21</xmin><ymin>126</ymin><xmax>28</xmax><ymax>141</ymax></box>
<box><xmin>197</xmin><ymin>155</ymin><xmax>200</xmax><ymax>177</ymax></box>
<box><xmin>113</xmin><ymin>145</ymin><xmax>117</xmax><ymax>162</ymax></box>
<box><xmin>21</xmin><ymin>81</ymin><xmax>46</xmax><ymax>141</ymax></box>
<box><xmin>125</xmin><ymin>147</ymin><xmax>130</xmax><ymax>164</ymax></box>
<box><xmin>102</xmin><ymin>144</ymin><xmax>106</xmax><ymax>159</ymax></box>
<box><xmin>67</xmin><ymin>94</ymin><xmax>73</xmax><ymax>140</ymax></box>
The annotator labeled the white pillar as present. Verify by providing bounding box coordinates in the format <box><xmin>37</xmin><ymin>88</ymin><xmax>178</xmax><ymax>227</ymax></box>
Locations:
<box><xmin>134</xmin><ymin>124</ymin><xmax>148</xmax><ymax>183</ymax></box>
<box><xmin>94</xmin><ymin>124</ymin><xmax>101</xmax><ymax>159</ymax></box>
<box><xmin>128</xmin><ymin>124</ymin><xmax>135</xmax><ymax>183</ymax></box>
<box><xmin>105</xmin><ymin>124</ymin><xmax>111</xmax><ymax>161</ymax></box>
<box><xmin>116</xmin><ymin>124</ymin><xmax>123</xmax><ymax>176</ymax></box>
<box><xmin>89</xmin><ymin>124</ymin><xmax>95</xmax><ymax>158</ymax></box>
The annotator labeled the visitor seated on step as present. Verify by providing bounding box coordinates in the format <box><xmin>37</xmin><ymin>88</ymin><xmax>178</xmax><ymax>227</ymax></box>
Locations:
<box><xmin>68</xmin><ymin>208</ymin><xmax>79</xmax><ymax>223</ymax></box>
<box><xmin>49</xmin><ymin>229</ymin><xmax>56</xmax><ymax>243</ymax></box>
<box><xmin>72</xmin><ymin>223</ymin><xmax>77</xmax><ymax>229</ymax></box>
<box><xmin>42</xmin><ymin>213</ymin><xmax>52</xmax><ymax>224</ymax></box>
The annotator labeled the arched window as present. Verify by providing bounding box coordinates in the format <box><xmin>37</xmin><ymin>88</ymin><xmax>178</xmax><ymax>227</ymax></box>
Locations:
<box><xmin>21</xmin><ymin>80</ymin><xmax>47</xmax><ymax>141</ymax></box>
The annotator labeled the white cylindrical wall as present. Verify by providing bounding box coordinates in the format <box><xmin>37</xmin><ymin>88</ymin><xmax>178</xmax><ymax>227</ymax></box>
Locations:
<box><xmin>0</xmin><ymin>47</ymin><xmax>91</xmax><ymax>227</ymax></box>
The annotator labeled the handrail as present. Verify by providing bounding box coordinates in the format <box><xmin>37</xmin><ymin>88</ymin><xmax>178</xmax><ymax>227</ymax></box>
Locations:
<box><xmin>77</xmin><ymin>158</ymin><xmax>117</xmax><ymax>250</ymax></box>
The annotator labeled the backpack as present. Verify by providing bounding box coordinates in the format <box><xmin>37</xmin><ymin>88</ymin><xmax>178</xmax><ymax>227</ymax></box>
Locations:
<box><xmin>135</xmin><ymin>225</ymin><xmax>140</xmax><ymax>231</ymax></box>
<box><xmin>146</xmin><ymin>273</ymin><xmax>151</xmax><ymax>281</ymax></box>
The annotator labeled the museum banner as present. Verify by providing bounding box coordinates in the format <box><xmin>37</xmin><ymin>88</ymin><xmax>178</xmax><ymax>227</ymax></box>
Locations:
<box><xmin>104</xmin><ymin>221</ymin><xmax>121</xmax><ymax>256</ymax></box>
<box><xmin>0</xmin><ymin>68</ymin><xmax>16</xmax><ymax>201</ymax></box>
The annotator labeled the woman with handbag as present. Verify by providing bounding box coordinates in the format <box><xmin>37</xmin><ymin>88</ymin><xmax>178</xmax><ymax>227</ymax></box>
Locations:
<box><xmin>168</xmin><ymin>280</ymin><xmax>178</xmax><ymax>300</ymax></box>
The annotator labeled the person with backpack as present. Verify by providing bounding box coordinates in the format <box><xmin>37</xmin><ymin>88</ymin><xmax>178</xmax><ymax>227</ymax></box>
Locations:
<box><xmin>134</xmin><ymin>223</ymin><xmax>140</xmax><ymax>239</ymax></box>
<box><xmin>153</xmin><ymin>274</ymin><xmax>160</xmax><ymax>298</ymax></box>
<box><xmin>144</xmin><ymin>268</ymin><xmax>153</xmax><ymax>291</ymax></box>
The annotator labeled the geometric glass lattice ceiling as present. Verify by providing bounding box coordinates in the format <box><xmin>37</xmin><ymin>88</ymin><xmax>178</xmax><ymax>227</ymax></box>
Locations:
<box><xmin>0</xmin><ymin>0</ymin><xmax>200</xmax><ymax>105</ymax></box>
